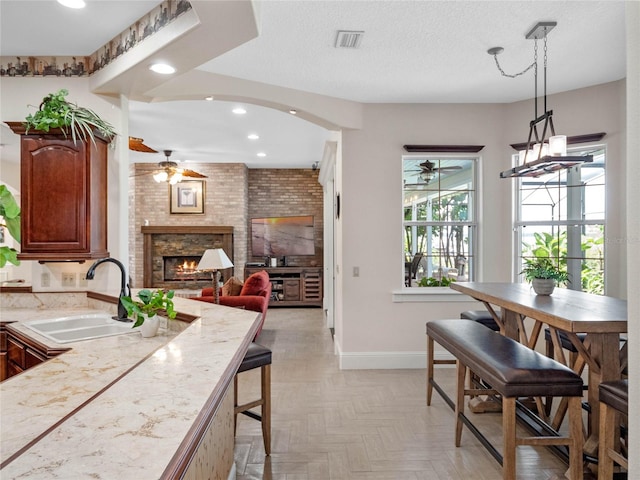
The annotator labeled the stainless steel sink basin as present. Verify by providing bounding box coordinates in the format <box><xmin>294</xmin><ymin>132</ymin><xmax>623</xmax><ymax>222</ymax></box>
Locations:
<box><xmin>23</xmin><ymin>313</ymin><xmax>138</xmax><ymax>344</ymax></box>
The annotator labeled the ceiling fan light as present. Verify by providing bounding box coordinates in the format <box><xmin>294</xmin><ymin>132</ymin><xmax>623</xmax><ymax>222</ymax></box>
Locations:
<box><xmin>57</xmin><ymin>0</ymin><xmax>85</xmax><ymax>8</ymax></box>
<box><xmin>169</xmin><ymin>172</ymin><xmax>183</xmax><ymax>184</ymax></box>
<box><xmin>154</xmin><ymin>171</ymin><xmax>168</xmax><ymax>183</ymax></box>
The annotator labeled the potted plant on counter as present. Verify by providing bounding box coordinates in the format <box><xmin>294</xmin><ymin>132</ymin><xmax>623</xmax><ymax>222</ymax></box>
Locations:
<box><xmin>521</xmin><ymin>256</ymin><xmax>570</xmax><ymax>295</ymax></box>
<box><xmin>0</xmin><ymin>185</ymin><xmax>20</xmax><ymax>267</ymax></box>
<box><xmin>121</xmin><ymin>289</ymin><xmax>177</xmax><ymax>337</ymax></box>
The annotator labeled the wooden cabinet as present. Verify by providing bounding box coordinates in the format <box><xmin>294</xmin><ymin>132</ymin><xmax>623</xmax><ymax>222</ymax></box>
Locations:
<box><xmin>1</xmin><ymin>326</ymin><xmax>68</xmax><ymax>382</ymax></box>
<box><xmin>245</xmin><ymin>266</ymin><xmax>322</xmax><ymax>307</ymax></box>
<box><xmin>7</xmin><ymin>123</ymin><xmax>110</xmax><ymax>262</ymax></box>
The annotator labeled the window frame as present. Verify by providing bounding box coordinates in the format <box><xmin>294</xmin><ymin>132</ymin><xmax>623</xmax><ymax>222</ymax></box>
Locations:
<box><xmin>402</xmin><ymin>154</ymin><xmax>479</xmax><ymax>290</ymax></box>
<box><xmin>512</xmin><ymin>145</ymin><xmax>606</xmax><ymax>293</ymax></box>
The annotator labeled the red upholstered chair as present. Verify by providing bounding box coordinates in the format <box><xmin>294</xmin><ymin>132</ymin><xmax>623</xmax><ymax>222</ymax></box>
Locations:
<box><xmin>194</xmin><ymin>270</ymin><xmax>271</xmax><ymax>339</ymax></box>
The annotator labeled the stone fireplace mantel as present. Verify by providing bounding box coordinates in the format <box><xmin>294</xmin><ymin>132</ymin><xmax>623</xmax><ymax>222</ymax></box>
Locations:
<box><xmin>141</xmin><ymin>226</ymin><xmax>234</xmax><ymax>289</ymax></box>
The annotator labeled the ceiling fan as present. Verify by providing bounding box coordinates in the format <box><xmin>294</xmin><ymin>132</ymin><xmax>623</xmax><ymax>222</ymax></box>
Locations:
<box><xmin>152</xmin><ymin>150</ymin><xmax>208</xmax><ymax>184</ymax></box>
<box><xmin>129</xmin><ymin>137</ymin><xmax>208</xmax><ymax>184</ymax></box>
<box><xmin>405</xmin><ymin>160</ymin><xmax>462</xmax><ymax>186</ymax></box>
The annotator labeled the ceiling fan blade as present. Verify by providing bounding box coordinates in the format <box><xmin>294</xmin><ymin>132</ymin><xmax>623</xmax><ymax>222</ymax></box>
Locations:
<box><xmin>129</xmin><ymin>137</ymin><xmax>158</xmax><ymax>153</ymax></box>
<box><xmin>181</xmin><ymin>169</ymin><xmax>208</xmax><ymax>179</ymax></box>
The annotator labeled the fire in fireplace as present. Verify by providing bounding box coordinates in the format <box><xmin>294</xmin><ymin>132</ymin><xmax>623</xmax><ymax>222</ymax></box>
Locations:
<box><xmin>163</xmin><ymin>255</ymin><xmax>211</xmax><ymax>281</ymax></box>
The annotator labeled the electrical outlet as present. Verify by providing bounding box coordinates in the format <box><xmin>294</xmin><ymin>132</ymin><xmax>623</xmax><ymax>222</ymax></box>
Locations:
<box><xmin>79</xmin><ymin>274</ymin><xmax>88</xmax><ymax>288</ymax></box>
<box><xmin>41</xmin><ymin>272</ymin><xmax>50</xmax><ymax>287</ymax></box>
<box><xmin>61</xmin><ymin>272</ymin><xmax>76</xmax><ymax>287</ymax></box>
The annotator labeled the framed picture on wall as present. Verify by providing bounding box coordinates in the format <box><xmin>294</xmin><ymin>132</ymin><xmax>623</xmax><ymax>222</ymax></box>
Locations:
<box><xmin>170</xmin><ymin>180</ymin><xmax>205</xmax><ymax>214</ymax></box>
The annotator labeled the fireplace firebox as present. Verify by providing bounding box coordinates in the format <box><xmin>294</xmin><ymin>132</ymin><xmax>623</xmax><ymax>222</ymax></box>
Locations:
<box><xmin>163</xmin><ymin>255</ymin><xmax>211</xmax><ymax>281</ymax></box>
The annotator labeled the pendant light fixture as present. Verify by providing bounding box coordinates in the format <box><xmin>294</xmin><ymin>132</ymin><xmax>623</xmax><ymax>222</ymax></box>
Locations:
<box><xmin>489</xmin><ymin>21</ymin><xmax>593</xmax><ymax>178</ymax></box>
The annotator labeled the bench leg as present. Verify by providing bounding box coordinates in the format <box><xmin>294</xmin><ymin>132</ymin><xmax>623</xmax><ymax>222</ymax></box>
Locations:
<box><xmin>455</xmin><ymin>360</ymin><xmax>466</xmax><ymax>447</ymax></box>
<box><xmin>427</xmin><ymin>336</ymin><xmax>434</xmax><ymax>406</ymax></box>
<box><xmin>568</xmin><ymin>396</ymin><xmax>584</xmax><ymax>480</ymax></box>
<box><xmin>597</xmin><ymin>400</ymin><xmax>616</xmax><ymax>480</ymax></box>
<box><xmin>502</xmin><ymin>397</ymin><xmax>517</xmax><ymax>480</ymax></box>
<box><xmin>262</xmin><ymin>364</ymin><xmax>271</xmax><ymax>455</ymax></box>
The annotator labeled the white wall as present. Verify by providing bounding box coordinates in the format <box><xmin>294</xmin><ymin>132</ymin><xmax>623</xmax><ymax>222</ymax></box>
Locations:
<box><xmin>0</xmin><ymin>77</ymin><xmax>127</xmax><ymax>294</ymax></box>
<box><xmin>338</xmin><ymin>82</ymin><xmax>627</xmax><ymax>368</ymax></box>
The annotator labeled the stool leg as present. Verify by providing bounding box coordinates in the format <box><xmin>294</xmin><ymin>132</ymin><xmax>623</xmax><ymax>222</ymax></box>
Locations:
<box><xmin>455</xmin><ymin>360</ymin><xmax>466</xmax><ymax>447</ymax></box>
<box><xmin>568</xmin><ymin>396</ymin><xmax>584</xmax><ymax>480</ymax></box>
<box><xmin>261</xmin><ymin>364</ymin><xmax>271</xmax><ymax>455</ymax></box>
<box><xmin>598</xmin><ymin>401</ymin><xmax>616</xmax><ymax>480</ymax></box>
<box><xmin>427</xmin><ymin>336</ymin><xmax>434</xmax><ymax>406</ymax></box>
<box><xmin>233</xmin><ymin>374</ymin><xmax>239</xmax><ymax>434</ymax></box>
<box><xmin>502</xmin><ymin>397</ymin><xmax>517</xmax><ymax>480</ymax></box>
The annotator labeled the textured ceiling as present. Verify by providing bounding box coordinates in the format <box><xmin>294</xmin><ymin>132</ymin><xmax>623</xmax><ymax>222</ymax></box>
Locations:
<box><xmin>0</xmin><ymin>1</ymin><xmax>628</xmax><ymax>168</ymax></box>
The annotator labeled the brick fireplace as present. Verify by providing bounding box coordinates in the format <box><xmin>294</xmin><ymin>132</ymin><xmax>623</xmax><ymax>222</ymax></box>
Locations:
<box><xmin>141</xmin><ymin>226</ymin><xmax>234</xmax><ymax>290</ymax></box>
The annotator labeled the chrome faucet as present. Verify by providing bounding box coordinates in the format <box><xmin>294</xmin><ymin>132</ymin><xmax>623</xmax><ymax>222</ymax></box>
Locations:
<box><xmin>86</xmin><ymin>257</ymin><xmax>132</xmax><ymax>322</ymax></box>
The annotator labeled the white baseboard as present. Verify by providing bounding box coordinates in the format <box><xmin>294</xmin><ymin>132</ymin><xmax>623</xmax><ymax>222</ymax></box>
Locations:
<box><xmin>338</xmin><ymin>350</ymin><xmax>454</xmax><ymax>370</ymax></box>
<box><xmin>227</xmin><ymin>462</ymin><xmax>236</xmax><ymax>480</ymax></box>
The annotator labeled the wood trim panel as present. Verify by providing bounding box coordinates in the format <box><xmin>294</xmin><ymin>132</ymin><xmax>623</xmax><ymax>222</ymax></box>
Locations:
<box><xmin>403</xmin><ymin>145</ymin><xmax>485</xmax><ymax>153</ymax></box>
<box><xmin>509</xmin><ymin>132</ymin><xmax>606</xmax><ymax>151</ymax></box>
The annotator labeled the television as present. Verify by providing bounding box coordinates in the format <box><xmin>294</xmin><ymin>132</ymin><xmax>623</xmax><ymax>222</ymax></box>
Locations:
<box><xmin>251</xmin><ymin>215</ymin><xmax>315</xmax><ymax>257</ymax></box>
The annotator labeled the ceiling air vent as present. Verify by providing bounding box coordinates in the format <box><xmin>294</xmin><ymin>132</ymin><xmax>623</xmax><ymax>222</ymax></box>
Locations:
<box><xmin>335</xmin><ymin>30</ymin><xmax>364</xmax><ymax>49</ymax></box>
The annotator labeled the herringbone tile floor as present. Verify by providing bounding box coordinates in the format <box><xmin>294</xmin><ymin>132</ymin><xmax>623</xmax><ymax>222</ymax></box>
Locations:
<box><xmin>234</xmin><ymin>308</ymin><xmax>571</xmax><ymax>480</ymax></box>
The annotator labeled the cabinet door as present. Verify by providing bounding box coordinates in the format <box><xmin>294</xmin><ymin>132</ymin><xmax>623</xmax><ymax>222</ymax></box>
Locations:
<box><xmin>283</xmin><ymin>279</ymin><xmax>301</xmax><ymax>301</ymax></box>
<box><xmin>21</xmin><ymin>138</ymin><xmax>89</xmax><ymax>253</ymax></box>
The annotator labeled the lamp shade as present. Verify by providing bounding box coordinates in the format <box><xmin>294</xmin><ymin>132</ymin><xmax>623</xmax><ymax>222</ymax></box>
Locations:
<box><xmin>197</xmin><ymin>249</ymin><xmax>234</xmax><ymax>271</ymax></box>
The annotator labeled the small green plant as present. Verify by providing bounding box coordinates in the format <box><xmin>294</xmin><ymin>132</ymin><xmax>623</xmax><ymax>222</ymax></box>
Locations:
<box><xmin>24</xmin><ymin>89</ymin><xmax>116</xmax><ymax>145</ymax></box>
<box><xmin>0</xmin><ymin>185</ymin><xmax>21</xmax><ymax>267</ymax></box>
<box><xmin>418</xmin><ymin>276</ymin><xmax>455</xmax><ymax>287</ymax></box>
<box><xmin>121</xmin><ymin>289</ymin><xmax>177</xmax><ymax>328</ymax></box>
<box><xmin>520</xmin><ymin>257</ymin><xmax>570</xmax><ymax>286</ymax></box>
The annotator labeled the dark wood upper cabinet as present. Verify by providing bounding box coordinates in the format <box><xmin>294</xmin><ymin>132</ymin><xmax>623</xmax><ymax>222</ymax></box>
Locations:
<box><xmin>7</xmin><ymin>122</ymin><xmax>110</xmax><ymax>262</ymax></box>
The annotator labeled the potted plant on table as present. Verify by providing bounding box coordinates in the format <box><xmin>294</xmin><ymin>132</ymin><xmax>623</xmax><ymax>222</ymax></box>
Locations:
<box><xmin>121</xmin><ymin>289</ymin><xmax>177</xmax><ymax>337</ymax></box>
<box><xmin>521</xmin><ymin>256</ymin><xmax>570</xmax><ymax>295</ymax></box>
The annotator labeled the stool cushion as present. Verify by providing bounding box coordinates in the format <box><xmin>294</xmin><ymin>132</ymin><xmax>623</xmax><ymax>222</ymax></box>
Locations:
<box><xmin>599</xmin><ymin>379</ymin><xmax>628</xmax><ymax>414</ymax></box>
<box><xmin>460</xmin><ymin>310</ymin><xmax>500</xmax><ymax>331</ymax></box>
<box><xmin>544</xmin><ymin>328</ymin><xmax>587</xmax><ymax>353</ymax></box>
<box><xmin>238</xmin><ymin>342</ymin><xmax>272</xmax><ymax>373</ymax></box>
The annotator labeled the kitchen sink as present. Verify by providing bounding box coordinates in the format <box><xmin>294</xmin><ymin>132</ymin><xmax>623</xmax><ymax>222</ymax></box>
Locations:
<box><xmin>23</xmin><ymin>313</ymin><xmax>138</xmax><ymax>344</ymax></box>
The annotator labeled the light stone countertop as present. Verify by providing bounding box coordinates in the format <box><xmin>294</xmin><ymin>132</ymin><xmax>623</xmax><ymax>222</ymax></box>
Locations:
<box><xmin>0</xmin><ymin>292</ymin><xmax>261</xmax><ymax>479</ymax></box>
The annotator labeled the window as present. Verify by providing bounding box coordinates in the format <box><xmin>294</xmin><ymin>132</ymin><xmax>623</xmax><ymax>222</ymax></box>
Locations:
<box><xmin>514</xmin><ymin>147</ymin><xmax>605</xmax><ymax>294</ymax></box>
<box><xmin>403</xmin><ymin>156</ymin><xmax>477</xmax><ymax>287</ymax></box>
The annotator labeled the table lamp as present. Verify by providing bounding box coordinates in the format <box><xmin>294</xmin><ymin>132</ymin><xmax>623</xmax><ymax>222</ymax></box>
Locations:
<box><xmin>197</xmin><ymin>248</ymin><xmax>234</xmax><ymax>304</ymax></box>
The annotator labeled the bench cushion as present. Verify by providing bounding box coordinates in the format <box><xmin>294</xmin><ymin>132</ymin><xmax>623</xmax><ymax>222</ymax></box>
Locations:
<box><xmin>427</xmin><ymin>319</ymin><xmax>583</xmax><ymax>398</ymax></box>
<box><xmin>599</xmin><ymin>379</ymin><xmax>628</xmax><ymax>414</ymax></box>
<box><xmin>460</xmin><ymin>310</ymin><xmax>500</xmax><ymax>331</ymax></box>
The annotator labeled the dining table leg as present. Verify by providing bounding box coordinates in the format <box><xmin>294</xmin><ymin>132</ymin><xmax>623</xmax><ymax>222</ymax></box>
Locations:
<box><xmin>583</xmin><ymin>332</ymin><xmax>622</xmax><ymax>456</ymax></box>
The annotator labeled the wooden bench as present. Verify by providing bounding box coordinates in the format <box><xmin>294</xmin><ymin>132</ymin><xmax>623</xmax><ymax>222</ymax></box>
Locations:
<box><xmin>598</xmin><ymin>379</ymin><xmax>628</xmax><ymax>479</ymax></box>
<box><xmin>427</xmin><ymin>319</ymin><xmax>584</xmax><ymax>480</ymax></box>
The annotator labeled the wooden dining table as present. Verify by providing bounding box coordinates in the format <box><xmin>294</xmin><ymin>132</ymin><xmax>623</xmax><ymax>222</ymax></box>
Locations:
<box><xmin>449</xmin><ymin>282</ymin><xmax>627</xmax><ymax>456</ymax></box>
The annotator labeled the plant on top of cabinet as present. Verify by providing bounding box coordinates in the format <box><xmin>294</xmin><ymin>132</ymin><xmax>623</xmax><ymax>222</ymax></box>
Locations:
<box><xmin>0</xmin><ymin>185</ymin><xmax>20</xmax><ymax>267</ymax></box>
<box><xmin>24</xmin><ymin>89</ymin><xmax>116</xmax><ymax>145</ymax></box>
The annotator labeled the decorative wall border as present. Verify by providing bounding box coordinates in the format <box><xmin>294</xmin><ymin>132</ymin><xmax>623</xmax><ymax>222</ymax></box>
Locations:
<box><xmin>0</xmin><ymin>0</ymin><xmax>192</xmax><ymax>78</ymax></box>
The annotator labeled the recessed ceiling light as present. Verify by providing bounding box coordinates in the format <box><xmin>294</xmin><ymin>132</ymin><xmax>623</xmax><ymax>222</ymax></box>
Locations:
<box><xmin>247</xmin><ymin>134</ymin><xmax>259</xmax><ymax>140</ymax></box>
<box><xmin>149</xmin><ymin>63</ymin><xmax>175</xmax><ymax>74</ymax></box>
<box><xmin>257</xmin><ymin>152</ymin><xmax>267</xmax><ymax>157</ymax></box>
<box><xmin>205</xmin><ymin>96</ymin><xmax>214</xmax><ymax>101</ymax></box>
<box><xmin>232</xmin><ymin>107</ymin><xmax>247</xmax><ymax>115</ymax></box>
<box><xmin>57</xmin><ymin>0</ymin><xmax>85</xmax><ymax>8</ymax></box>
<box><xmin>289</xmin><ymin>109</ymin><xmax>297</xmax><ymax>115</ymax></box>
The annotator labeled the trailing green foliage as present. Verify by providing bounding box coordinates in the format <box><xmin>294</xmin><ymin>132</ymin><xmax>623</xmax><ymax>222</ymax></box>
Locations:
<box><xmin>24</xmin><ymin>89</ymin><xmax>116</xmax><ymax>145</ymax></box>
<box><xmin>417</xmin><ymin>276</ymin><xmax>455</xmax><ymax>287</ymax></box>
<box><xmin>121</xmin><ymin>289</ymin><xmax>177</xmax><ymax>328</ymax></box>
<box><xmin>0</xmin><ymin>185</ymin><xmax>21</xmax><ymax>267</ymax></box>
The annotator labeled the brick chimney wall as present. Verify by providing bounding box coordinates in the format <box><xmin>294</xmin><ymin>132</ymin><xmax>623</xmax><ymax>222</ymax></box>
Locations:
<box><xmin>130</xmin><ymin>164</ymin><xmax>322</xmax><ymax>286</ymax></box>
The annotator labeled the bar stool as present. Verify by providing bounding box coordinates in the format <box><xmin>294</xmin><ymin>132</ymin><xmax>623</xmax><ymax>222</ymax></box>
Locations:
<box><xmin>598</xmin><ymin>379</ymin><xmax>628</xmax><ymax>479</ymax></box>
<box><xmin>235</xmin><ymin>342</ymin><xmax>272</xmax><ymax>455</ymax></box>
<box><xmin>460</xmin><ymin>309</ymin><xmax>500</xmax><ymax>331</ymax></box>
